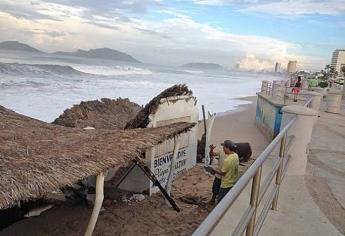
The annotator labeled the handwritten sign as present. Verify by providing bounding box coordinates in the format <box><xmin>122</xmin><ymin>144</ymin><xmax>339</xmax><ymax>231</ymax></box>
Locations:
<box><xmin>150</xmin><ymin>148</ymin><xmax>189</xmax><ymax>192</ymax></box>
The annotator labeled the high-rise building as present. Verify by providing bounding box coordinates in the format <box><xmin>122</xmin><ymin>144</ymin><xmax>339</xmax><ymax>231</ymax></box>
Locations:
<box><xmin>331</xmin><ymin>49</ymin><xmax>345</xmax><ymax>72</ymax></box>
<box><xmin>287</xmin><ymin>61</ymin><xmax>297</xmax><ymax>73</ymax></box>
<box><xmin>274</xmin><ymin>62</ymin><xmax>281</xmax><ymax>73</ymax></box>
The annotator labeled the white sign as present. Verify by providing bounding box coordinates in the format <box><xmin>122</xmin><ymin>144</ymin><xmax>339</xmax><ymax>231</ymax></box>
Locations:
<box><xmin>150</xmin><ymin>147</ymin><xmax>188</xmax><ymax>192</ymax></box>
<box><xmin>117</xmin><ymin>95</ymin><xmax>199</xmax><ymax>195</ymax></box>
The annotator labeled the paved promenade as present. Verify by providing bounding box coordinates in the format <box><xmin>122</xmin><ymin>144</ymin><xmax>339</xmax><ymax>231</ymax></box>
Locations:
<box><xmin>211</xmin><ymin>99</ymin><xmax>345</xmax><ymax>236</ymax></box>
<box><xmin>261</xmin><ymin>100</ymin><xmax>345</xmax><ymax>236</ymax></box>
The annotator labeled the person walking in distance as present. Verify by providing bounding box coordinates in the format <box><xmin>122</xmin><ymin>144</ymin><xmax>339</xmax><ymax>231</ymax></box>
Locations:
<box><xmin>292</xmin><ymin>76</ymin><xmax>302</xmax><ymax>102</ymax></box>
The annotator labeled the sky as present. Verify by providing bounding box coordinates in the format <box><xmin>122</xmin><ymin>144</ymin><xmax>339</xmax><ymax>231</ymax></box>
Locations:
<box><xmin>0</xmin><ymin>0</ymin><xmax>344</xmax><ymax>71</ymax></box>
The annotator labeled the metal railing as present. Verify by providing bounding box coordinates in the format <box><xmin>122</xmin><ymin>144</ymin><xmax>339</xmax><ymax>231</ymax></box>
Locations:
<box><xmin>303</xmin><ymin>96</ymin><xmax>312</xmax><ymax>107</ymax></box>
<box><xmin>284</xmin><ymin>91</ymin><xmax>313</xmax><ymax>106</ymax></box>
<box><xmin>261</xmin><ymin>80</ymin><xmax>272</xmax><ymax>96</ymax></box>
<box><xmin>193</xmin><ymin>97</ymin><xmax>314</xmax><ymax>236</ymax></box>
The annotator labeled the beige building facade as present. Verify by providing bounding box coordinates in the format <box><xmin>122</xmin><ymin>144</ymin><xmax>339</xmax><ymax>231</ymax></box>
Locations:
<box><xmin>287</xmin><ymin>60</ymin><xmax>297</xmax><ymax>73</ymax></box>
<box><xmin>331</xmin><ymin>49</ymin><xmax>345</xmax><ymax>72</ymax></box>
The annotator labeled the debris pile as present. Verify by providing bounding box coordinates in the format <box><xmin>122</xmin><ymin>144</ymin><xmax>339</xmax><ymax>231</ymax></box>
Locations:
<box><xmin>0</xmin><ymin>104</ymin><xmax>194</xmax><ymax>210</ymax></box>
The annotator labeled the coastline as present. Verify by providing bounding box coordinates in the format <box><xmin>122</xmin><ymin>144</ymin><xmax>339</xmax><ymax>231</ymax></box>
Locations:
<box><xmin>0</xmin><ymin>95</ymin><xmax>269</xmax><ymax>236</ymax></box>
<box><xmin>216</xmin><ymin>96</ymin><xmax>257</xmax><ymax>117</ymax></box>
<box><xmin>210</xmin><ymin>96</ymin><xmax>268</xmax><ymax>157</ymax></box>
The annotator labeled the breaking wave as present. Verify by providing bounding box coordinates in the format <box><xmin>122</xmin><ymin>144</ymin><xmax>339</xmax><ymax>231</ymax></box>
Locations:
<box><xmin>0</xmin><ymin>80</ymin><xmax>48</xmax><ymax>89</ymax></box>
<box><xmin>72</xmin><ymin>65</ymin><xmax>153</xmax><ymax>76</ymax></box>
<box><xmin>0</xmin><ymin>63</ymin><xmax>153</xmax><ymax>77</ymax></box>
<box><xmin>0</xmin><ymin>63</ymin><xmax>89</xmax><ymax>77</ymax></box>
<box><xmin>183</xmin><ymin>69</ymin><xmax>204</xmax><ymax>74</ymax></box>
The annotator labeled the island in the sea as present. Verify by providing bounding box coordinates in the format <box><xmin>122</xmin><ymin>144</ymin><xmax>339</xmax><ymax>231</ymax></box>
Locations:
<box><xmin>181</xmin><ymin>62</ymin><xmax>224</xmax><ymax>70</ymax></box>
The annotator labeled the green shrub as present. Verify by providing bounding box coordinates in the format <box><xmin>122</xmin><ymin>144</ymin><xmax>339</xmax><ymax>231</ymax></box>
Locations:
<box><xmin>318</xmin><ymin>81</ymin><xmax>328</xmax><ymax>88</ymax></box>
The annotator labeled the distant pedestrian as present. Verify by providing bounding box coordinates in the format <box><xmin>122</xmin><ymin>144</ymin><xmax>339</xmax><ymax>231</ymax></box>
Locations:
<box><xmin>292</xmin><ymin>76</ymin><xmax>302</xmax><ymax>102</ymax></box>
<box><xmin>206</xmin><ymin>140</ymin><xmax>239</xmax><ymax>203</ymax></box>
<box><xmin>295</xmin><ymin>76</ymin><xmax>302</xmax><ymax>88</ymax></box>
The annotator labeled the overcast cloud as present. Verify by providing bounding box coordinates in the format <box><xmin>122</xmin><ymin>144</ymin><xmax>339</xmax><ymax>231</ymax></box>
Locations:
<box><xmin>193</xmin><ymin>0</ymin><xmax>345</xmax><ymax>15</ymax></box>
<box><xmin>0</xmin><ymin>0</ymin><xmax>342</xmax><ymax>70</ymax></box>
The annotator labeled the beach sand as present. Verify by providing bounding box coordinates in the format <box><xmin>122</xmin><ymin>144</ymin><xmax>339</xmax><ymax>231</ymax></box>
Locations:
<box><xmin>0</xmin><ymin>96</ymin><xmax>269</xmax><ymax>236</ymax></box>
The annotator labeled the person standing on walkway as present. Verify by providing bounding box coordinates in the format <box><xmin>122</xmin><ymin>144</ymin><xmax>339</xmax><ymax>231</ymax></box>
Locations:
<box><xmin>206</xmin><ymin>140</ymin><xmax>239</xmax><ymax>203</ymax></box>
<box><xmin>292</xmin><ymin>76</ymin><xmax>302</xmax><ymax>102</ymax></box>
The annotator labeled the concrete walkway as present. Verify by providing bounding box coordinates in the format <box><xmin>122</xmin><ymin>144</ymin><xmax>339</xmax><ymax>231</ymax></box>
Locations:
<box><xmin>259</xmin><ymin>100</ymin><xmax>345</xmax><ymax>236</ymax></box>
<box><xmin>210</xmin><ymin>99</ymin><xmax>345</xmax><ymax>236</ymax></box>
<box><xmin>305</xmin><ymin>101</ymin><xmax>345</xmax><ymax>234</ymax></box>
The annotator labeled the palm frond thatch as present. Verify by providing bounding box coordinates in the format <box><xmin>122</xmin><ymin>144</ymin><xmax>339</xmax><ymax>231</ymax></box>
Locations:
<box><xmin>0</xmin><ymin>105</ymin><xmax>195</xmax><ymax>209</ymax></box>
<box><xmin>52</xmin><ymin>98</ymin><xmax>141</xmax><ymax>129</ymax></box>
<box><xmin>125</xmin><ymin>84</ymin><xmax>193</xmax><ymax>129</ymax></box>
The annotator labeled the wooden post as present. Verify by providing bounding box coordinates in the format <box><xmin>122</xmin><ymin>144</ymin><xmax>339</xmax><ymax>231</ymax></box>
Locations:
<box><xmin>165</xmin><ymin>138</ymin><xmax>180</xmax><ymax>205</ymax></box>
<box><xmin>84</xmin><ymin>172</ymin><xmax>105</xmax><ymax>236</ymax></box>
<box><xmin>135</xmin><ymin>158</ymin><xmax>180</xmax><ymax>212</ymax></box>
<box><xmin>204</xmin><ymin>112</ymin><xmax>216</xmax><ymax>168</ymax></box>
<box><xmin>202</xmin><ymin>105</ymin><xmax>207</xmax><ymax>136</ymax></box>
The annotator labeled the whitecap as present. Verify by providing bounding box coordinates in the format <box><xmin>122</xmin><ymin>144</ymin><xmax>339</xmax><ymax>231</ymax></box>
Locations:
<box><xmin>72</xmin><ymin>65</ymin><xmax>153</xmax><ymax>76</ymax></box>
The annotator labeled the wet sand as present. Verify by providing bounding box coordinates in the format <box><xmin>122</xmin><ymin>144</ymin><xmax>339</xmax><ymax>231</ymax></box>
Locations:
<box><xmin>0</xmin><ymin>96</ymin><xmax>269</xmax><ymax>236</ymax></box>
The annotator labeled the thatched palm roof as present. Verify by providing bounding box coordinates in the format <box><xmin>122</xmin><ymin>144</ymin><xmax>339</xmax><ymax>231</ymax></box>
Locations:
<box><xmin>0</xmin><ymin>105</ymin><xmax>194</xmax><ymax>209</ymax></box>
<box><xmin>125</xmin><ymin>84</ymin><xmax>193</xmax><ymax>129</ymax></box>
<box><xmin>52</xmin><ymin>98</ymin><xmax>141</xmax><ymax>129</ymax></box>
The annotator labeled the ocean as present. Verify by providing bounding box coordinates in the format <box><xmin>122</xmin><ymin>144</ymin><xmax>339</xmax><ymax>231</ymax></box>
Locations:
<box><xmin>0</xmin><ymin>50</ymin><xmax>285</xmax><ymax>122</ymax></box>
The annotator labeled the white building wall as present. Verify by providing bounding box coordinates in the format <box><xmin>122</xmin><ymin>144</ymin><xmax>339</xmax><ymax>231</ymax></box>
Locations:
<box><xmin>118</xmin><ymin>95</ymin><xmax>199</xmax><ymax>195</ymax></box>
<box><xmin>147</xmin><ymin>96</ymin><xmax>199</xmax><ymax>194</ymax></box>
<box><xmin>331</xmin><ymin>49</ymin><xmax>345</xmax><ymax>72</ymax></box>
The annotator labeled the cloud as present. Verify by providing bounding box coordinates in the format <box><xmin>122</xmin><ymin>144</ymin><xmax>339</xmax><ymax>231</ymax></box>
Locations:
<box><xmin>0</xmin><ymin>0</ymin><xmax>87</xmax><ymax>21</ymax></box>
<box><xmin>0</xmin><ymin>1</ymin><xmax>57</xmax><ymax>20</ymax></box>
<box><xmin>0</xmin><ymin>0</ymin><xmax>321</xmax><ymax>70</ymax></box>
<box><xmin>192</xmin><ymin>0</ymin><xmax>345</xmax><ymax>16</ymax></box>
<box><xmin>44</xmin><ymin>0</ymin><xmax>162</xmax><ymax>14</ymax></box>
<box><xmin>246</xmin><ymin>0</ymin><xmax>345</xmax><ymax>16</ymax></box>
<box><xmin>29</xmin><ymin>29</ymin><xmax>67</xmax><ymax>38</ymax></box>
<box><xmin>236</xmin><ymin>54</ymin><xmax>327</xmax><ymax>72</ymax></box>
<box><xmin>237</xmin><ymin>55</ymin><xmax>274</xmax><ymax>71</ymax></box>
<box><xmin>192</xmin><ymin>0</ymin><xmax>226</xmax><ymax>5</ymax></box>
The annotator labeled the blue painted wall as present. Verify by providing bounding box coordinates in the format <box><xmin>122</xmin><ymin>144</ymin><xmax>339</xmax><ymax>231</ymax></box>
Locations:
<box><xmin>255</xmin><ymin>94</ymin><xmax>284</xmax><ymax>141</ymax></box>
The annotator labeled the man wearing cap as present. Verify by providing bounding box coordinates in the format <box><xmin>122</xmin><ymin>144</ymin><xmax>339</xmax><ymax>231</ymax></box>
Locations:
<box><xmin>207</xmin><ymin>140</ymin><xmax>239</xmax><ymax>203</ymax></box>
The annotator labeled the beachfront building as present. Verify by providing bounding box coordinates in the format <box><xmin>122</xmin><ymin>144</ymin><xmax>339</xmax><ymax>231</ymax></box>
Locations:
<box><xmin>331</xmin><ymin>49</ymin><xmax>345</xmax><ymax>72</ymax></box>
<box><xmin>287</xmin><ymin>60</ymin><xmax>297</xmax><ymax>73</ymax></box>
<box><xmin>274</xmin><ymin>62</ymin><xmax>281</xmax><ymax>73</ymax></box>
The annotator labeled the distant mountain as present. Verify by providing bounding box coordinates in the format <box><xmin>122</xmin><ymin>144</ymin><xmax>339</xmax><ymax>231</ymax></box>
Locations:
<box><xmin>54</xmin><ymin>48</ymin><xmax>141</xmax><ymax>63</ymax></box>
<box><xmin>181</xmin><ymin>62</ymin><xmax>224</xmax><ymax>70</ymax></box>
<box><xmin>0</xmin><ymin>41</ymin><xmax>141</xmax><ymax>63</ymax></box>
<box><xmin>0</xmin><ymin>41</ymin><xmax>43</xmax><ymax>53</ymax></box>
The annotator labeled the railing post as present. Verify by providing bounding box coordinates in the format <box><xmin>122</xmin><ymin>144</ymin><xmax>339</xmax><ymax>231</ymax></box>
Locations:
<box><xmin>246</xmin><ymin>166</ymin><xmax>262</xmax><ymax>236</ymax></box>
<box><xmin>271</xmin><ymin>134</ymin><xmax>286</xmax><ymax>210</ymax></box>
<box><xmin>281</xmin><ymin>105</ymin><xmax>317</xmax><ymax>175</ymax></box>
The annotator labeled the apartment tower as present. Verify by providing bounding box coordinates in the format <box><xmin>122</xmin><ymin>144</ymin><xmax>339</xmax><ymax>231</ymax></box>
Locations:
<box><xmin>331</xmin><ymin>49</ymin><xmax>345</xmax><ymax>72</ymax></box>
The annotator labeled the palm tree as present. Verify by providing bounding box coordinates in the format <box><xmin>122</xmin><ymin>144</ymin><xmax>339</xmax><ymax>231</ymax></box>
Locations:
<box><xmin>320</xmin><ymin>64</ymin><xmax>338</xmax><ymax>85</ymax></box>
<box><xmin>341</xmin><ymin>65</ymin><xmax>345</xmax><ymax>97</ymax></box>
<box><xmin>341</xmin><ymin>65</ymin><xmax>345</xmax><ymax>78</ymax></box>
